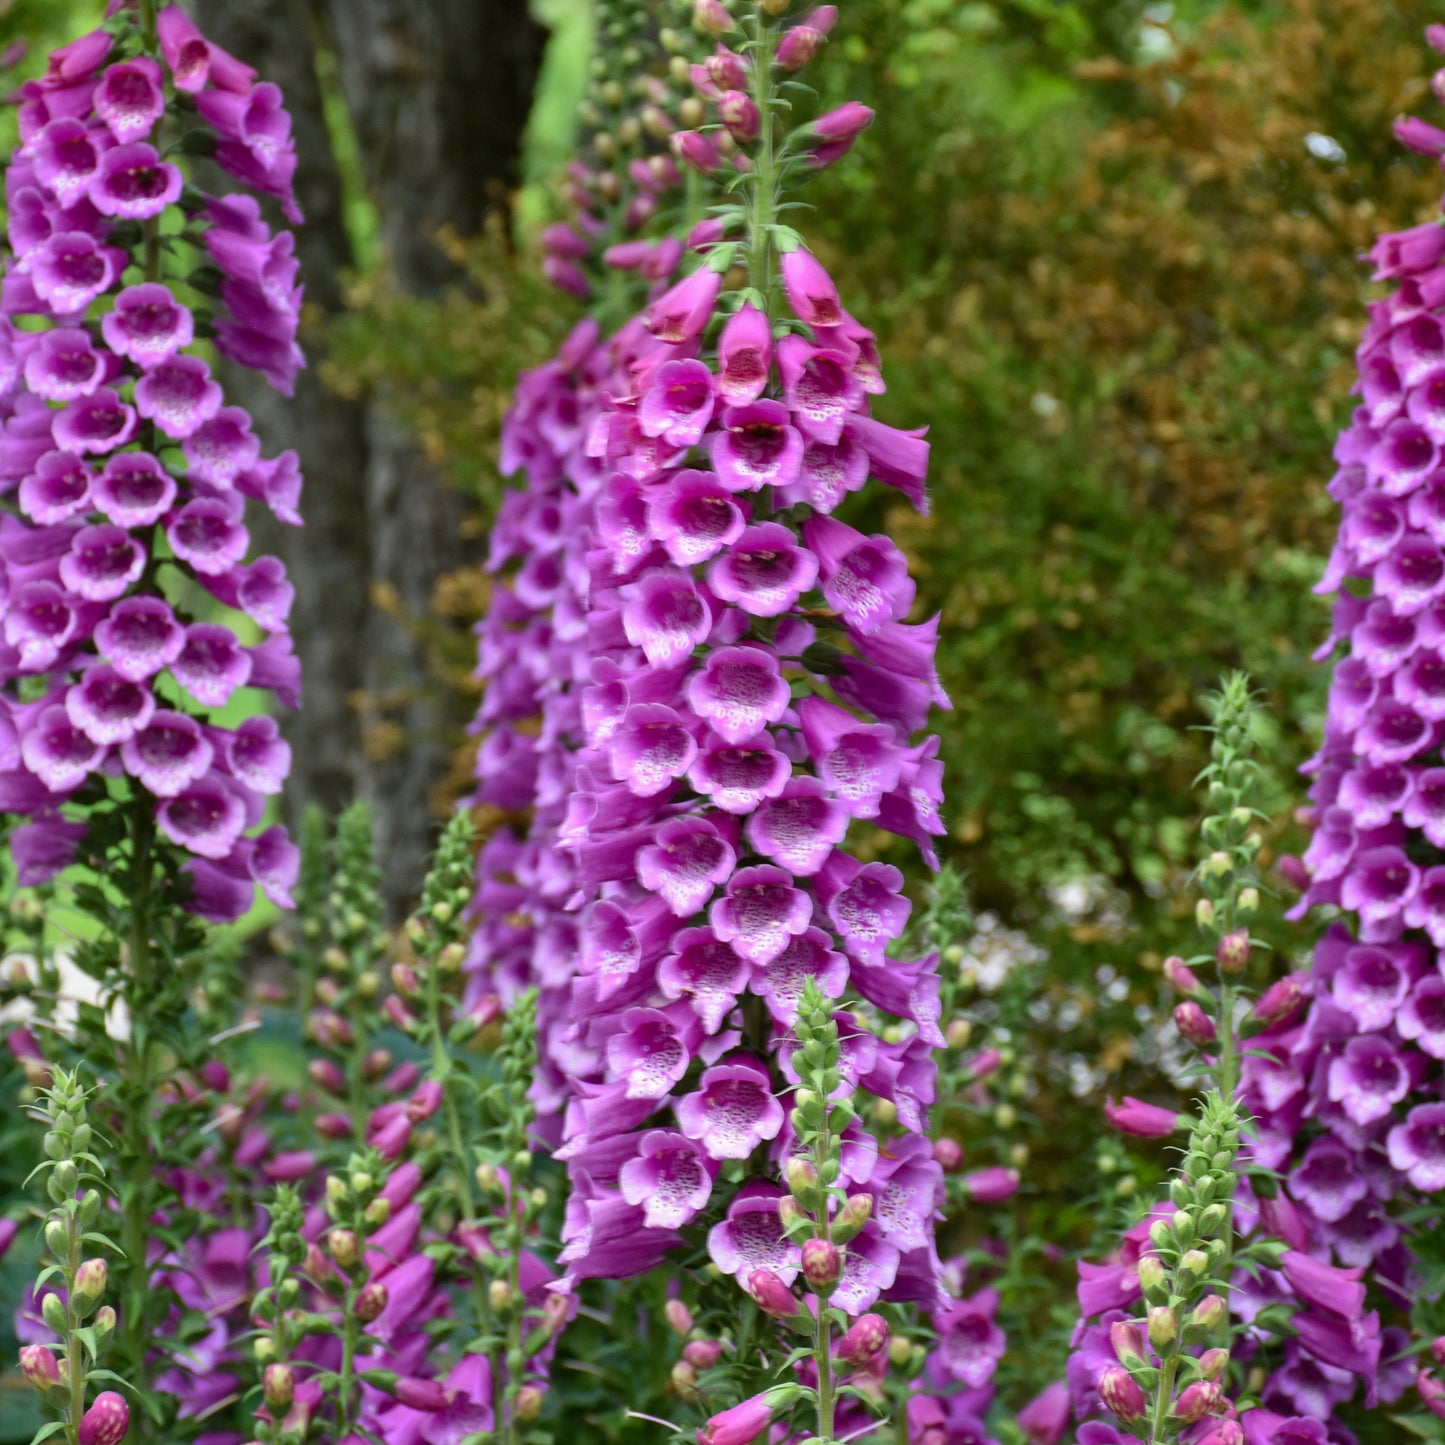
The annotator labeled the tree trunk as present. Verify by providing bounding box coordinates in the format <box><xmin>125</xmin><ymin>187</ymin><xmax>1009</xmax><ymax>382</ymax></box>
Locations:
<box><xmin>193</xmin><ymin>0</ymin><xmax>547</xmax><ymax>910</ymax></box>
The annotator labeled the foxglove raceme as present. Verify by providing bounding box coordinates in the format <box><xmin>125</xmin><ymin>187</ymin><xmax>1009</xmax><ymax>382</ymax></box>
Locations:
<box><xmin>0</xmin><ymin>5</ymin><xmax>305</xmax><ymax>920</ymax></box>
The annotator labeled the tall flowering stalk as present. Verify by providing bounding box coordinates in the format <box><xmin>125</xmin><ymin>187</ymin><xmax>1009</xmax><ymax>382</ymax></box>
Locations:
<box><xmin>1223</xmin><ymin>23</ymin><xmax>1445</xmax><ymax>1432</ymax></box>
<box><xmin>1060</xmin><ymin>677</ymin><xmax>1371</xmax><ymax>1444</ymax></box>
<box><xmin>0</xmin><ymin>3</ymin><xmax>306</xmax><ymax>1433</ymax></box>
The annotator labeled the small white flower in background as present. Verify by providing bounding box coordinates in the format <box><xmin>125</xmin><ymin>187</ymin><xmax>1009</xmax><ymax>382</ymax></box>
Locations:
<box><xmin>1</xmin><ymin>952</ymin><xmax>130</xmax><ymax>1041</ymax></box>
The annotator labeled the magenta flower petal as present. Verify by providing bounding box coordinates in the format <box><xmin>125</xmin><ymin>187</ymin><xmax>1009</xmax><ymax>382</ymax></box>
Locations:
<box><xmin>120</xmin><ymin>709</ymin><xmax>214</xmax><ymax>796</ymax></box>
<box><xmin>91</xmin><ymin>451</ymin><xmax>176</xmax><ymax>527</ymax></box>
<box><xmin>101</xmin><ymin>282</ymin><xmax>194</xmax><ymax>367</ymax></box>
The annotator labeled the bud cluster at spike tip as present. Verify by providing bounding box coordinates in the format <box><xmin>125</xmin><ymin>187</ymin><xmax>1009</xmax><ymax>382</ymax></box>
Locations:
<box><xmin>0</xmin><ymin>5</ymin><xmax>307</xmax><ymax>920</ymax></box>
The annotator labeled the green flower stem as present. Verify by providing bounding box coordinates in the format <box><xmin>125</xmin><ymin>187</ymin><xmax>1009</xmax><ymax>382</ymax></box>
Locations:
<box><xmin>745</xmin><ymin>8</ymin><xmax>778</xmax><ymax>307</ymax></box>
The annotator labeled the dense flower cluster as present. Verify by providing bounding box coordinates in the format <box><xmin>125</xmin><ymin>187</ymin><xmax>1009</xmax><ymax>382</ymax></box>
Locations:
<box><xmin>0</xmin><ymin>5</ymin><xmax>304</xmax><ymax>920</ymax></box>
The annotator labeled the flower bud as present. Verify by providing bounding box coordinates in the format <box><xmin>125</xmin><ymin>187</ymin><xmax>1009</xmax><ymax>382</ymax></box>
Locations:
<box><xmin>836</xmin><ymin>1312</ymin><xmax>888</xmax><ymax>1366</ymax></box>
<box><xmin>489</xmin><ymin>1278</ymin><xmax>514</xmax><ymax>1313</ymax></box>
<box><xmin>363</xmin><ymin>1197</ymin><xmax>391</xmax><ymax>1228</ymax></box>
<box><xmin>1172</xmin><ymin>1380</ymin><xmax>1222</xmax><ymax>1424</ymax></box>
<box><xmin>1163</xmin><ymin>956</ymin><xmax>1203</xmax><ymax>994</ymax></box>
<box><xmin>79</xmin><ymin>1393</ymin><xmax>130</xmax><ymax>1445</ymax></box>
<box><xmin>41</xmin><ymin>1292</ymin><xmax>69</xmax><ymax>1336</ymax></box>
<box><xmin>44</xmin><ymin>1217</ymin><xmax>69</xmax><ymax>1255</ymax></box>
<box><xmin>704</xmin><ymin>49</ymin><xmax>747</xmax><ymax>90</ymax></box>
<box><xmin>1195</xmin><ymin>898</ymin><xmax>1215</xmax><ymax>928</ymax></box>
<box><xmin>1199</xmin><ymin>1347</ymin><xmax>1230</xmax><ymax>1379</ymax></box>
<box><xmin>1252</xmin><ymin>973</ymin><xmax>1306</xmax><ymax>1026</ymax></box>
<box><xmin>963</xmin><ymin>1166</ymin><xmax>1020</xmax><ymax>1203</ymax></box>
<box><xmin>931</xmin><ymin>1136</ymin><xmax>964</xmax><ymax>1171</ymax></box>
<box><xmin>785</xmin><ymin>1156</ymin><xmax>818</xmax><ymax>1196</ymax></box>
<box><xmin>1109</xmin><ymin>1319</ymin><xmax>1147</xmax><ymax>1370</ymax></box>
<box><xmin>717</xmin><ymin>90</ymin><xmax>760</xmax><ymax>144</ymax></box>
<box><xmin>1215</xmin><ymin>930</ymin><xmax>1249</xmax><ymax>974</ymax></box>
<box><xmin>93</xmin><ymin>1306</ymin><xmax>115</xmax><ymax>1340</ymax></box>
<box><xmin>684</xmin><ymin>1339</ymin><xmax>722</xmax><ymax>1369</ymax></box>
<box><xmin>1147</xmin><ymin>1305</ymin><xmax>1177</xmax><ymax>1349</ymax></box>
<box><xmin>328</xmin><ymin>1228</ymin><xmax>359</xmax><ymax>1270</ymax></box>
<box><xmin>1238</xmin><ymin>886</ymin><xmax>1259</xmax><ymax>915</ymax></box>
<box><xmin>515</xmin><ymin>1384</ymin><xmax>544</xmax><ymax>1421</ymax></box>
<box><xmin>747</xmin><ymin>1268</ymin><xmax>800</xmax><ymax>1319</ymax></box>
<box><xmin>945</xmin><ymin>1017</ymin><xmax>973</xmax><ymax>1050</ymax></box>
<box><xmin>671</xmin><ymin>1360</ymin><xmax>699</xmax><ymax>1398</ymax></box>
<box><xmin>693</xmin><ymin>0</ymin><xmax>734</xmax><ymax>37</ymax></box>
<box><xmin>395</xmin><ymin>1377</ymin><xmax>449</xmax><ymax>1412</ymax></box>
<box><xmin>1174</xmin><ymin>1001</ymin><xmax>1216</xmax><ymax>1048</ymax></box>
<box><xmin>20</xmin><ymin>1344</ymin><xmax>62</xmax><ymax>1391</ymax></box>
<box><xmin>1098</xmin><ymin>1366</ymin><xmax>1147</xmax><ymax>1424</ymax></box>
<box><xmin>73</xmin><ymin>1257</ymin><xmax>107</xmax><ymax>1312</ymax></box>
<box><xmin>354</xmin><ymin>1280</ymin><xmax>388</xmax><ymax>1323</ymax></box>
<box><xmin>1137</xmin><ymin>1256</ymin><xmax>1167</xmax><ymax>1294</ymax></box>
<box><xmin>263</xmin><ymin>1363</ymin><xmax>294</xmax><ymax>1410</ymax></box>
<box><xmin>1180</xmin><ymin>1248</ymin><xmax>1210</xmax><ymax>1275</ymax></box>
<box><xmin>831</xmin><ymin>1193</ymin><xmax>873</xmax><ymax>1243</ymax></box>
<box><xmin>801</xmin><ymin>1238</ymin><xmax>841</xmax><ymax>1291</ymax></box>
<box><xmin>390</xmin><ymin>963</ymin><xmax>420</xmax><ymax>998</ymax></box>
<box><xmin>1191</xmin><ymin>1294</ymin><xmax>1227</xmax><ymax>1331</ymax></box>
<box><xmin>777</xmin><ymin>23</ymin><xmax>827</xmax><ymax>70</ymax></box>
<box><xmin>664</xmin><ymin>1298</ymin><xmax>694</xmax><ymax>1336</ymax></box>
<box><xmin>671</xmin><ymin>130</ymin><xmax>723</xmax><ymax>173</ymax></box>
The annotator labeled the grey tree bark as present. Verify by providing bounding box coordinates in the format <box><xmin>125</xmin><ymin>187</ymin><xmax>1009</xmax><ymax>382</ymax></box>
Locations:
<box><xmin>193</xmin><ymin>0</ymin><xmax>547</xmax><ymax>911</ymax></box>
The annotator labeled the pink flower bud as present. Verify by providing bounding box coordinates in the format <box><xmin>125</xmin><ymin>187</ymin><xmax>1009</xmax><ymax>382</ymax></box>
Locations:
<box><xmin>1195</xmin><ymin>1423</ymin><xmax>1244</xmax><ymax>1445</ymax></box>
<box><xmin>835</xmin><ymin>1312</ymin><xmax>888</xmax><ymax>1366</ymax></box>
<box><xmin>780</xmin><ymin>247</ymin><xmax>843</xmax><ymax>327</ymax></box>
<box><xmin>968</xmin><ymin>1047</ymin><xmax>1002</xmax><ymax>1079</ymax></box>
<box><xmin>717</xmin><ymin>91</ymin><xmax>760</xmax><ymax>144</ymax></box>
<box><xmin>1199</xmin><ymin>1348</ymin><xmax>1230</xmax><ymax>1379</ymax></box>
<box><xmin>1252</xmin><ymin>973</ymin><xmax>1306</xmax><ymax>1025</ymax></box>
<box><xmin>831</xmin><ymin>1192</ymin><xmax>874</xmax><ymax>1241</ymax></box>
<box><xmin>801</xmin><ymin>1237</ymin><xmax>841</xmax><ymax>1290</ymax></box>
<box><xmin>747</xmin><ymin>1268</ymin><xmax>799</xmax><ymax>1319</ymax></box>
<box><xmin>931</xmin><ymin>1137</ymin><xmax>964</xmax><ymax>1172</ymax></box>
<box><xmin>665</xmin><ymin>1298</ymin><xmax>695</xmax><ymax>1336</ymax></box>
<box><xmin>964</xmin><ymin>1166</ymin><xmax>1020</xmax><ymax>1202</ymax></box>
<box><xmin>1098</xmin><ymin>1366</ymin><xmax>1148</xmax><ymax>1424</ymax></box>
<box><xmin>1192</xmin><ymin>1294</ymin><xmax>1227</xmax><ymax>1331</ymax></box>
<box><xmin>20</xmin><ymin>1344</ymin><xmax>61</xmax><ymax>1390</ymax></box>
<box><xmin>704</xmin><ymin>48</ymin><xmax>747</xmax><ymax>90</ymax></box>
<box><xmin>1174</xmin><ymin>1001</ymin><xmax>1216</xmax><ymax>1047</ymax></box>
<box><xmin>1172</xmin><ymin>1380</ymin><xmax>1221</xmax><ymax>1423</ymax></box>
<box><xmin>1422</xmin><ymin>1369</ymin><xmax>1445</xmax><ymax>1420</ymax></box>
<box><xmin>688</xmin><ymin>217</ymin><xmax>727</xmax><ymax>251</ymax></box>
<box><xmin>74</xmin><ymin>1257</ymin><xmax>107</xmax><ymax>1299</ymax></box>
<box><xmin>1276</xmin><ymin>853</ymin><xmax>1308</xmax><ymax>890</ymax></box>
<box><xmin>1163</xmin><ymin>955</ymin><xmax>1202</xmax><ymax>994</ymax></box>
<box><xmin>1109</xmin><ymin>1319</ymin><xmax>1147</xmax><ymax>1369</ymax></box>
<box><xmin>802</xmin><ymin>101</ymin><xmax>874</xmax><ymax>168</ymax></box>
<box><xmin>684</xmin><ymin>1338</ymin><xmax>723</xmax><ymax>1369</ymax></box>
<box><xmin>671</xmin><ymin>130</ymin><xmax>722</xmax><ymax>173</ymax></box>
<box><xmin>1397</xmin><ymin>115</ymin><xmax>1445</xmax><ymax>156</ymax></box>
<box><xmin>394</xmin><ymin>1377</ymin><xmax>450</xmax><ymax>1412</ymax></box>
<box><xmin>308</xmin><ymin>1058</ymin><xmax>346</xmax><ymax>1094</ymax></box>
<box><xmin>699</xmin><ymin>1392</ymin><xmax>777</xmax><ymax>1445</ymax></box>
<box><xmin>1104</xmin><ymin>1096</ymin><xmax>1181</xmax><ymax>1138</ymax></box>
<box><xmin>354</xmin><ymin>1279</ymin><xmax>388</xmax><ymax>1323</ymax></box>
<box><xmin>79</xmin><ymin>1392</ymin><xmax>130</xmax><ymax>1445</ymax></box>
<box><xmin>263</xmin><ymin>1363</ymin><xmax>294</xmax><ymax>1410</ymax></box>
<box><xmin>390</xmin><ymin>962</ymin><xmax>420</xmax><ymax>998</ymax></box>
<box><xmin>777</xmin><ymin>23</ymin><xmax>827</xmax><ymax>70</ymax></box>
<box><xmin>406</xmin><ymin>1079</ymin><xmax>443</xmax><ymax>1123</ymax></box>
<box><xmin>693</xmin><ymin>0</ymin><xmax>735</xmax><ymax>39</ymax></box>
<box><xmin>315</xmin><ymin>1112</ymin><xmax>353</xmax><ymax>1139</ymax></box>
<box><xmin>1215</xmin><ymin>930</ymin><xmax>1250</xmax><ymax>975</ymax></box>
<box><xmin>328</xmin><ymin>1228</ymin><xmax>359</xmax><ymax>1269</ymax></box>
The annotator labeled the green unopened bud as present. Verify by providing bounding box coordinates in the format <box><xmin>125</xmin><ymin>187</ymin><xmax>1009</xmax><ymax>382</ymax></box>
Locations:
<box><xmin>1180</xmin><ymin>1249</ymin><xmax>1210</xmax><ymax>1275</ymax></box>
<box><xmin>1149</xmin><ymin>1219</ymin><xmax>1174</xmax><ymax>1250</ymax></box>
<box><xmin>888</xmin><ymin>1335</ymin><xmax>913</xmax><ymax>1368</ymax></box>
<box><xmin>92</xmin><ymin>1305</ymin><xmax>115</xmax><ymax>1340</ymax></box>
<box><xmin>350</xmin><ymin>1170</ymin><xmax>374</xmax><ymax>1195</ymax></box>
<box><xmin>50</xmin><ymin>1160</ymin><xmax>78</xmax><ymax>1198</ymax></box>
<box><xmin>1137</xmin><ymin>1256</ymin><xmax>1167</xmax><ymax>1295</ymax></box>
<box><xmin>439</xmin><ymin>942</ymin><xmax>465</xmax><ymax>974</ymax></box>
<box><xmin>832</xmin><ymin>1193</ymin><xmax>873</xmax><ymax>1244</ymax></box>
<box><xmin>326</xmin><ymin>1175</ymin><xmax>349</xmax><ymax>1207</ymax></box>
<box><xmin>945</xmin><ymin>1018</ymin><xmax>973</xmax><ymax>1050</ymax></box>
<box><xmin>786</xmin><ymin>1157</ymin><xmax>818</xmax><ymax>1197</ymax></box>
<box><xmin>1195</xmin><ymin>898</ymin><xmax>1215</xmax><ymax>928</ymax></box>
<box><xmin>488</xmin><ymin>1278</ymin><xmax>513</xmax><ymax>1313</ymax></box>
<box><xmin>44</xmin><ymin>1218</ymin><xmax>69</xmax><ymax>1256</ymax></box>
<box><xmin>515</xmin><ymin>1384</ymin><xmax>545</xmax><ymax>1420</ymax></box>
<box><xmin>363</xmin><ymin>1197</ymin><xmax>391</xmax><ymax>1229</ymax></box>
<box><xmin>328</xmin><ymin>1228</ymin><xmax>359</xmax><ymax>1270</ymax></box>
<box><xmin>73</xmin><ymin>1257</ymin><xmax>107</xmax><ymax>1308</ymax></box>
<box><xmin>255</xmin><ymin>1337</ymin><xmax>278</xmax><ymax>1363</ymax></box>
<box><xmin>779</xmin><ymin>1196</ymin><xmax>806</xmax><ymax>1231</ymax></box>
<box><xmin>476</xmin><ymin>1162</ymin><xmax>500</xmax><ymax>1193</ymax></box>
<box><xmin>1191</xmin><ymin>1294</ymin><xmax>1227</xmax><ymax>1332</ymax></box>
<box><xmin>1147</xmin><ymin>1305</ymin><xmax>1178</xmax><ymax>1351</ymax></box>
<box><xmin>41</xmin><ymin>1293</ymin><xmax>68</xmax><ymax>1336</ymax></box>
